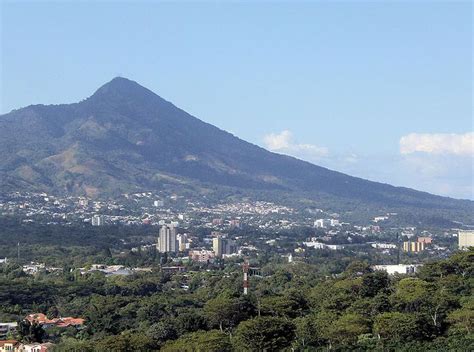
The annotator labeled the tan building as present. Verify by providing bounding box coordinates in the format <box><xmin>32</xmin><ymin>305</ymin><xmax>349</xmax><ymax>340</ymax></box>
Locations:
<box><xmin>403</xmin><ymin>241</ymin><xmax>425</xmax><ymax>253</ymax></box>
<box><xmin>213</xmin><ymin>236</ymin><xmax>223</xmax><ymax>258</ymax></box>
<box><xmin>458</xmin><ymin>230</ymin><xmax>474</xmax><ymax>249</ymax></box>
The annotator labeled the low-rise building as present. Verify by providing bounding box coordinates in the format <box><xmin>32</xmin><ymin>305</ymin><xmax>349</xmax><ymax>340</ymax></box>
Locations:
<box><xmin>25</xmin><ymin>313</ymin><xmax>84</xmax><ymax>329</ymax></box>
<box><xmin>417</xmin><ymin>236</ymin><xmax>432</xmax><ymax>244</ymax></box>
<box><xmin>189</xmin><ymin>250</ymin><xmax>215</xmax><ymax>263</ymax></box>
<box><xmin>0</xmin><ymin>340</ymin><xmax>21</xmax><ymax>352</ymax></box>
<box><xmin>0</xmin><ymin>323</ymin><xmax>17</xmax><ymax>340</ymax></box>
<box><xmin>373</xmin><ymin>264</ymin><xmax>422</xmax><ymax>275</ymax></box>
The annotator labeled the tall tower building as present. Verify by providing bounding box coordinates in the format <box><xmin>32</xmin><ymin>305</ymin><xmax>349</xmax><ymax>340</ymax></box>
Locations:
<box><xmin>213</xmin><ymin>236</ymin><xmax>223</xmax><ymax>258</ymax></box>
<box><xmin>157</xmin><ymin>224</ymin><xmax>178</xmax><ymax>253</ymax></box>
<box><xmin>213</xmin><ymin>236</ymin><xmax>237</xmax><ymax>258</ymax></box>
<box><xmin>91</xmin><ymin>215</ymin><xmax>104</xmax><ymax>226</ymax></box>
<box><xmin>177</xmin><ymin>233</ymin><xmax>188</xmax><ymax>251</ymax></box>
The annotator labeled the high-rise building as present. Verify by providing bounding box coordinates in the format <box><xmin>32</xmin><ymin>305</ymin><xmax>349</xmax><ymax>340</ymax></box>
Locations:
<box><xmin>314</xmin><ymin>219</ymin><xmax>335</xmax><ymax>228</ymax></box>
<box><xmin>157</xmin><ymin>224</ymin><xmax>178</xmax><ymax>253</ymax></box>
<box><xmin>177</xmin><ymin>233</ymin><xmax>188</xmax><ymax>251</ymax></box>
<box><xmin>213</xmin><ymin>235</ymin><xmax>237</xmax><ymax>258</ymax></box>
<box><xmin>91</xmin><ymin>215</ymin><xmax>104</xmax><ymax>226</ymax></box>
<box><xmin>458</xmin><ymin>231</ymin><xmax>474</xmax><ymax>249</ymax></box>
<box><xmin>213</xmin><ymin>236</ymin><xmax>223</xmax><ymax>257</ymax></box>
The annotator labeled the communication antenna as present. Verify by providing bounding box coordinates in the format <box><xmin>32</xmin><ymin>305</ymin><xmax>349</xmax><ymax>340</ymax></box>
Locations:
<box><xmin>396</xmin><ymin>232</ymin><xmax>400</xmax><ymax>265</ymax></box>
<box><xmin>243</xmin><ymin>259</ymin><xmax>249</xmax><ymax>295</ymax></box>
<box><xmin>17</xmin><ymin>242</ymin><xmax>20</xmax><ymax>261</ymax></box>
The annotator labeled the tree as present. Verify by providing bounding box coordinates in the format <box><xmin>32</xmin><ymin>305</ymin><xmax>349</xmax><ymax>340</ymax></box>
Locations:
<box><xmin>233</xmin><ymin>316</ymin><xmax>295</xmax><ymax>351</ymax></box>
<box><xmin>392</xmin><ymin>278</ymin><xmax>430</xmax><ymax>312</ymax></box>
<box><xmin>93</xmin><ymin>332</ymin><xmax>154</xmax><ymax>352</ymax></box>
<box><xmin>327</xmin><ymin>313</ymin><xmax>370</xmax><ymax>346</ymax></box>
<box><xmin>174</xmin><ymin>310</ymin><xmax>207</xmax><ymax>335</ymax></box>
<box><xmin>161</xmin><ymin>330</ymin><xmax>231</xmax><ymax>352</ymax></box>
<box><xmin>146</xmin><ymin>320</ymin><xmax>178</xmax><ymax>348</ymax></box>
<box><xmin>360</xmin><ymin>271</ymin><xmax>390</xmax><ymax>297</ymax></box>
<box><xmin>204</xmin><ymin>295</ymin><xmax>241</xmax><ymax>331</ymax></box>
<box><xmin>374</xmin><ymin>312</ymin><xmax>420</xmax><ymax>341</ymax></box>
<box><xmin>18</xmin><ymin>320</ymin><xmax>45</xmax><ymax>343</ymax></box>
<box><xmin>293</xmin><ymin>315</ymin><xmax>321</xmax><ymax>349</ymax></box>
<box><xmin>260</xmin><ymin>293</ymin><xmax>307</xmax><ymax>319</ymax></box>
<box><xmin>447</xmin><ymin>297</ymin><xmax>474</xmax><ymax>335</ymax></box>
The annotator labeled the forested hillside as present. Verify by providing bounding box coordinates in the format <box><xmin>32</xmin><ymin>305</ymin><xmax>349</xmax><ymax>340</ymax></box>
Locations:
<box><xmin>1</xmin><ymin>249</ymin><xmax>472</xmax><ymax>351</ymax></box>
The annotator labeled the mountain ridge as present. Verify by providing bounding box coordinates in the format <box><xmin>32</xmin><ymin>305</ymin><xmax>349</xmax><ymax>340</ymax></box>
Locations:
<box><xmin>1</xmin><ymin>77</ymin><xmax>472</xmax><ymax>223</ymax></box>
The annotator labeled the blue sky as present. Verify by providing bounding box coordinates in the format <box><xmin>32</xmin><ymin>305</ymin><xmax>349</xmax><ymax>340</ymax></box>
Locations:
<box><xmin>1</xmin><ymin>1</ymin><xmax>472</xmax><ymax>199</ymax></box>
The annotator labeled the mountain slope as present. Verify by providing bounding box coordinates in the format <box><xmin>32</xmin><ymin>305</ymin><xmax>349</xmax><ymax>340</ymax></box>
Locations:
<box><xmin>0</xmin><ymin>77</ymin><xmax>472</xmax><ymax>218</ymax></box>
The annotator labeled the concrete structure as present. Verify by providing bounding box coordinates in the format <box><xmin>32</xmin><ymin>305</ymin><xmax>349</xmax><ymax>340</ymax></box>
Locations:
<box><xmin>0</xmin><ymin>340</ymin><xmax>21</xmax><ymax>352</ymax></box>
<box><xmin>177</xmin><ymin>233</ymin><xmax>188</xmax><ymax>251</ymax></box>
<box><xmin>0</xmin><ymin>323</ymin><xmax>17</xmax><ymax>340</ymax></box>
<box><xmin>373</xmin><ymin>264</ymin><xmax>422</xmax><ymax>275</ymax></box>
<box><xmin>153</xmin><ymin>200</ymin><xmax>164</xmax><ymax>207</ymax></box>
<box><xmin>314</xmin><ymin>219</ymin><xmax>330</xmax><ymax>228</ymax></box>
<box><xmin>371</xmin><ymin>243</ymin><xmax>397</xmax><ymax>249</ymax></box>
<box><xmin>243</xmin><ymin>261</ymin><xmax>249</xmax><ymax>295</ymax></box>
<box><xmin>213</xmin><ymin>235</ymin><xmax>237</xmax><ymax>258</ymax></box>
<box><xmin>157</xmin><ymin>224</ymin><xmax>178</xmax><ymax>253</ymax></box>
<box><xmin>189</xmin><ymin>250</ymin><xmax>215</xmax><ymax>263</ymax></box>
<box><xmin>303</xmin><ymin>241</ymin><xmax>344</xmax><ymax>250</ymax></box>
<box><xmin>91</xmin><ymin>215</ymin><xmax>104</xmax><ymax>226</ymax></box>
<box><xmin>417</xmin><ymin>237</ymin><xmax>432</xmax><ymax>244</ymax></box>
<box><xmin>458</xmin><ymin>230</ymin><xmax>474</xmax><ymax>249</ymax></box>
<box><xmin>213</xmin><ymin>236</ymin><xmax>223</xmax><ymax>257</ymax></box>
<box><xmin>403</xmin><ymin>241</ymin><xmax>425</xmax><ymax>253</ymax></box>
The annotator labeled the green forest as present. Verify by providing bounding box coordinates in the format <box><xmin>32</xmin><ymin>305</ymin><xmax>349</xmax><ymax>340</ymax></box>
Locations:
<box><xmin>0</xmin><ymin>248</ymin><xmax>472</xmax><ymax>351</ymax></box>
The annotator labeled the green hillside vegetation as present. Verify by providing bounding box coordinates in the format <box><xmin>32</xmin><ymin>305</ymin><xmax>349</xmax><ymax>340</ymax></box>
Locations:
<box><xmin>1</xmin><ymin>248</ymin><xmax>472</xmax><ymax>351</ymax></box>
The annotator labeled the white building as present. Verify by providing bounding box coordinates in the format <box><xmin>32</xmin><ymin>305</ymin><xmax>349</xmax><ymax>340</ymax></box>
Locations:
<box><xmin>373</xmin><ymin>264</ymin><xmax>422</xmax><ymax>275</ymax></box>
<box><xmin>314</xmin><ymin>219</ymin><xmax>330</xmax><ymax>228</ymax></box>
<box><xmin>157</xmin><ymin>224</ymin><xmax>178</xmax><ymax>253</ymax></box>
<box><xmin>153</xmin><ymin>200</ymin><xmax>164</xmax><ymax>207</ymax></box>
<box><xmin>177</xmin><ymin>233</ymin><xmax>189</xmax><ymax>251</ymax></box>
<box><xmin>371</xmin><ymin>243</ymin><xmax>398</xmax><ymax>249</ymax></box>
<box><xmin>91</xmin><ymin>215</ymin><xmax>104</xmax><ymax>226</ymax></box>
<box><xmin>303</xmin><ymin>241</ymin><xmax>344</xmax><ymax>250</ymax></box>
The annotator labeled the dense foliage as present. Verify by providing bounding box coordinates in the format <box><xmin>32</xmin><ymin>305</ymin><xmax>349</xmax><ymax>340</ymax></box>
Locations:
<box><xmin>1</xmin><ymin>247</ymin><xmax>472</xmax><ymax>351</ymax></box>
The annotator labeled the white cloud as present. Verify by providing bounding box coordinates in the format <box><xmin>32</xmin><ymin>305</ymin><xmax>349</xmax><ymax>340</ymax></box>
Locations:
<box><xmin>262</xmin><ymin>130</ymin><xmax>473</xmax><ymax>199</ymax></box>
<box><xmin>400</xmin><ymin>132</ymin><xmax>474</xmax><ymax>155</ymax></box>
<box><xmin>263</xmin><ymin>130</ymin><xmax>329</xmax><ymax>159</ymax></box>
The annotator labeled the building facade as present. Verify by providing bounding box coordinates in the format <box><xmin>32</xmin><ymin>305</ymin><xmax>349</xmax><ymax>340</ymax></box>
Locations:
<box><xmin>157</xmin><ymin>224</ymin><xmax>178</xmax><ymax>253</ymax></box>
<box><xmin>458</xmin><ymin>230</ymin><xmax>474</xmax><ymax>249</ymax></box>
<box><xmin>212</xmin><ymin>236</ymin><xmax>237</xmax><ymax>258</ymax></box>
<box><xmin>403</xmin><ymin>241</ymin><xmax>425</xmax><ymax>253</ymax></box>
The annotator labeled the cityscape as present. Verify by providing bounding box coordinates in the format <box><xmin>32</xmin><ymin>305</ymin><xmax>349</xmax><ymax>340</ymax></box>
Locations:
<box><xmin>1</xmin><ymin>1</ymin><xmax>473</xmax><ymax>351</ymax></box>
